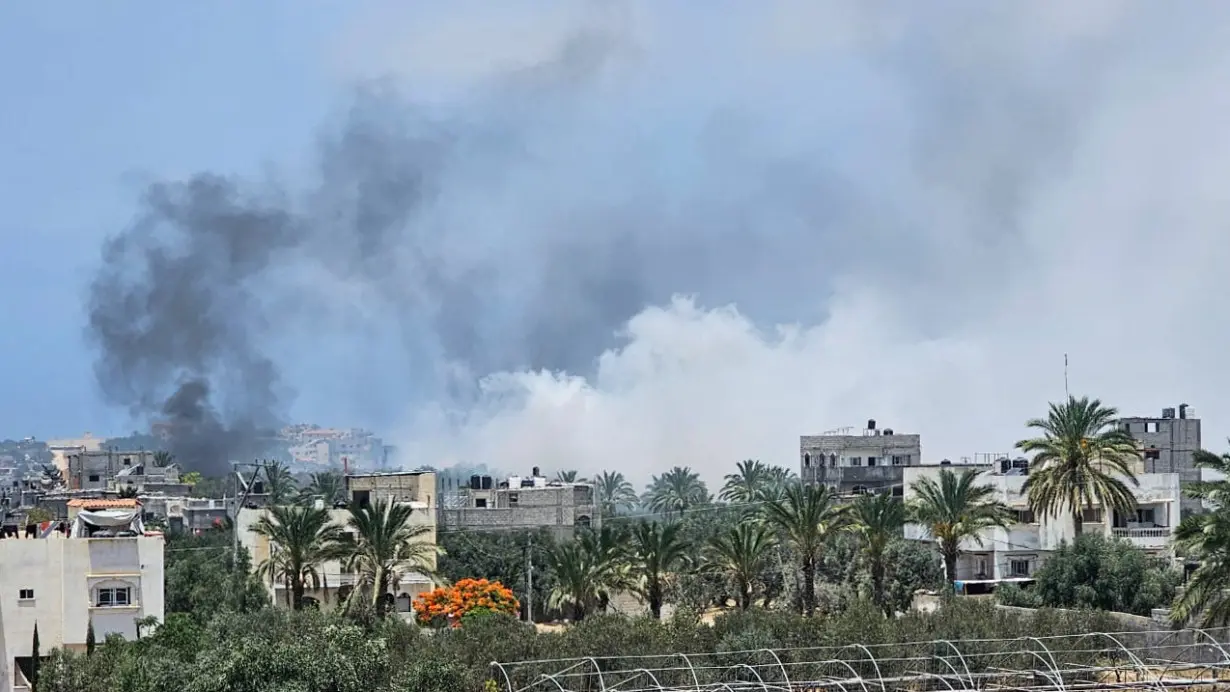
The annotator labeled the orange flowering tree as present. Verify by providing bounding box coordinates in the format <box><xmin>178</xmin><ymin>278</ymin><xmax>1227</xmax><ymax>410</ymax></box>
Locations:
<box><xmin>414</xmin><ymin>578</ymin><xmax>519</xmax><ymax>627</ymax></box>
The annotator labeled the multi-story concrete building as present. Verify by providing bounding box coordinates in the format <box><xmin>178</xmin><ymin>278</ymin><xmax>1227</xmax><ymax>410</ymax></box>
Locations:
<box><xmin>903</xmin><ymin>461</ymin><xmax>1181</xmax><ymax>587</ymax></box>
<box><xmin>438</xmin><ymin>468</ymin><xmax>600</xmax><ymax>539</ymax></box>
<box><xmin>237</xmin><ymin>470</ymin><xmax>437</xmax><ymax>616</ymax></box>
<box><xmin>0</xmin><ymin>498</ymin><xmax>164</xmax><ymax>692</ymax></box>
<box><xmin>1118</xmin><ymin>404</ymin><xmax>1202</xmax><ymax>515</ymax></box>
<box><xmin>59</xmin><ymin>448</ymin><xmax>189</xmax><ymax>497</ymax></box>
<box><xmin>801</xmin><ymin>420</ymin><xmax>921</xmax><ymax>496</ymax></box>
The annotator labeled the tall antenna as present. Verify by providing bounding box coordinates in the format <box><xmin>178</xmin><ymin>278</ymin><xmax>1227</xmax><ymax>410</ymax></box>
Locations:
<box><xmin>1064</xmin><ymin>353</ymin><xmax>1069</xmax><ymax>398</ymax></box>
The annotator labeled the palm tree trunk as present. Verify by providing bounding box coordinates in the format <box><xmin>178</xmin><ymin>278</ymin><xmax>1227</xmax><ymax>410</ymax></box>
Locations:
<box><xmin>943</xmin><ymin>544</ymin><xmax>958</xmax><ymax>590</ymax></box>
<box><xmin>1073</xmin><ymin>508</ymin><xmax>1084</xmax><ymax>539</ymax></box>
<box><xmin>870</xmin><ymin>553</ymin><xmax>887</xmax><ymax>615</ymax></box>
<box><xmin>738</xmin><ymin>577</ymin><xmax>751</xmax><ymax>610</ymax></box>
<box><xmin>649</xmin><ymin>579</ymin><xmax>663</xmax><ymax>619</ymax></box>
<box><xmin>573</xmin><ymin>600</ymin><xmax>586</xmax><ymax>622</ymax></box>
<box><xmin>801</xmin><ymin>555</ymin><xmax>817</xmax><ymax>616</ymax></box>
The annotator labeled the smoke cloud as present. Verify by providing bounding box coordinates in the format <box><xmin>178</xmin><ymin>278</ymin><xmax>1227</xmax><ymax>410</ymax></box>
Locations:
<box><xmin>88</xmin><ymin>1</ymin><xmax>1230</xmax><ymax>483</ymax></box>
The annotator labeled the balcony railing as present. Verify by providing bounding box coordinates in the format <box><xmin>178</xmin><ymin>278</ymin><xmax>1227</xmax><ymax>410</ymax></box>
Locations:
<box><xmin>1111</xmin><ymin>527</ymin><xmax>1170</xmax><ymax>539</ymax></box>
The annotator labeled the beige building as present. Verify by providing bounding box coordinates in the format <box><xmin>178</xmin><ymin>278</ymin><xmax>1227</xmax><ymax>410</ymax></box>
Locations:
<box><xmin>903</xmin><ymin>460</ymin><xmax>1181</xmax><ymax>587</ymax></box>
<box><xmin>801</xmin><ymin>420</ymin><xmax>922</xmax><ymax>496</ymax></box>
<box><xmin>237</xmin><ymin>471</ymin><xmax>438</xmax><ymax>617</ymax></box>
<box><xmin>0</xmin><ymin>499</ymin><xmax>164</xmax><ymax>692</ymax></box>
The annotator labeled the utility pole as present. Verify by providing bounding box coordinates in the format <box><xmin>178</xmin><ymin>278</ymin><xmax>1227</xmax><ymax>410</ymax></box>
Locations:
<box><xmin>525</xmin><ymin>533</ymin><xmax>533</xmax><ymax>624</ymax></box>
<box><xmin>229</xmin><ymin>460</ymin><xmax>264</xmax><ymax>570</ymax></box>
<box><xmin>1064</xmin><ymin>353</ymin><xmax>1069</xmax><ymax>399</ymax></box>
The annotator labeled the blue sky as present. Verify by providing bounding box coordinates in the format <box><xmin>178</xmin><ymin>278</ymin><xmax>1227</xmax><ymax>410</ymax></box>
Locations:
<box><xmin>0</xmin><ymin>3</ymin><xmax>354</xmax><ymax>437</ymax></box>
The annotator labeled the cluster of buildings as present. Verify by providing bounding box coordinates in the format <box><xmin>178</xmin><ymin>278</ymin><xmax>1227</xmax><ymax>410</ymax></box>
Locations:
<box><xmin>0</xmin><ymin>402</ymin><xmax>1205</xmax><ymax>689</ymax></box>
<box><xmin>282</xmin><ymin>425</ymin><xmax>393</xmax><ymax>470</ymax></box>
<box><xmin>799</xmin><ymin>405</ymin><xmax>1201</xmax><ymax>593</ymax></box>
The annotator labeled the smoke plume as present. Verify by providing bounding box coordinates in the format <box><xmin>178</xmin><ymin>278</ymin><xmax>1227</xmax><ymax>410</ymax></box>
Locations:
<box><xmin>88</xmin><ymin>1</ymin><xmax>1230</xmax><ymax>483</ymax></box>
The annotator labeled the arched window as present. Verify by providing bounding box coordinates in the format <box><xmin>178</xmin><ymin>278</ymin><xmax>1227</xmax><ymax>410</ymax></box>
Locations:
<box><xmin>92</xmin><ymin>579</ymin><xmax>137</xmax><ymax>607</ymax></box>
<box><xmin>396</xmin><ymin>593</ymin><xmax>413</xmax><ymax>613</ymax></box>
<box><xmin>803</xmin><ymin>453</ymin><xmax>811</xmax><ymax>468</ymax></box>
<box><xmin>576</xmin><ymin>515</ymin><xmax>592</xmax><ymax>528</ymax></box>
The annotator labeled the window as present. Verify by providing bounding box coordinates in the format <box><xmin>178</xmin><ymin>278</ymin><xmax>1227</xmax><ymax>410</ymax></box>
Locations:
<box><xmin>1014</xmin><ymin>510</ymin><xmax>1035</xmax><ymax>524</ymax></box>
<box><xmin>1145</xmin><ymin>422</ymin><xmax>1160</xmax><ymax>433</ymax></box>
<box><xmin>88</xmin><ymin>474</ymin><xmax>100</xmax><ymax>483</ymax></box>
<box><xmin>867</xmin><ymin>456</ymin><xmax>878</xmax><ymax>466</ymax></box>
<box><xmin>851</xmin><ymin>486</ymin><xmax>869</xmax><ymax>495</ymax></box>
<box><xmin>1144</xmin><ymin>449</ymin><xmax>1161</xmax><ymax>460</ymax></box>
<box><xmin>803</xmin><ymin>453</ymin><xmax>811</xmax><ymax>468</ymax></box>
<box><xmin>891</xmin><ymin>486</ymin><xmax>904</xmax><ymax>497</ymax></box>
<box><xmin>18</xmin><ymin>589</ymin><xmax>33</xmax><ymax>600</ymax></box>
<box><xmin>1121</xmin><ymin>422</ymin><xmax>1131</xmax><ymax>432</ymax></box>
<box><xmin>977</xmin><ymin>559</ymin><xmax>989</xmax><ymax>578</ymax></box>
<box><xmin>891</xmin><ymin>455</ymin><xmax>902</xmax><ymax>465</ymax></box>
<box><xmin>1081</xmin><ymin>508</ymin><xmax>1104</xmax><ymax>523</ymax></box>
<box><xmin>829</xmin><ymin>454</ymin><xmax>837</xmax><ymax>467</ymax></box>
<box><xmin>1136</xmin><ymin>508</ymin><xmax>1157</xmax><ymax>525</ymax></box>
<box><xmin>849</xmin><ymin>457</ymin><xmax>862</xmax><ymax>467</ymax></box>
<box><xmin>474</xmin><ymin>498</ymin><xmax>487</xmax><ymax>508</ymax></box>
<box><xmin>1009</xmin><ymin>560</ymin><xmax>1030</xmax><ymax>577</ymax></box>
<box><xmin>96</xmin><ymin>587</ymin><xmax>132</xmax><ymax>607</ymax></box>
<box><xmin>508</xmin><ymin>493</ymin><xmax>519</xmax><ymax>507</ymax></box>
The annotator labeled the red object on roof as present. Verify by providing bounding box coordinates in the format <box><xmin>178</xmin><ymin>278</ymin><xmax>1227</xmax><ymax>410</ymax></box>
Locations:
<box><xmin>66</xmin><ymin>498</ymin><xmax>141</xmax><ymax>509</ymax></box>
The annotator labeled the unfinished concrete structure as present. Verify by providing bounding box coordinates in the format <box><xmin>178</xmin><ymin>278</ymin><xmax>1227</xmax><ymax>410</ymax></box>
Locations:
<box><xmin>439</xmin><ymin>467</ymin><xmax>599</xmax><ymax>539</ymax></box>
<box><xmin>800</xmin><ymin>420</ymin><xmax>921</xmax><ymax>496</ymax></box>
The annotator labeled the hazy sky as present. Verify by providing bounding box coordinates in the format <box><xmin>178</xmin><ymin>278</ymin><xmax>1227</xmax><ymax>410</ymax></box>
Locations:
<box><xmin>5</xmin><ymin>1</ymin><xmax>1230</xmax><ymax>485</ymax></box>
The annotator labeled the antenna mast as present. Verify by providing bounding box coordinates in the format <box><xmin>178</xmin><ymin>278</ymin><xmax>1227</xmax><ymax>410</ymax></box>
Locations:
<box><xmin>1064</xmin><ymin>353</ymin><xmax>1069</xmax><ymax>399</ymax></box>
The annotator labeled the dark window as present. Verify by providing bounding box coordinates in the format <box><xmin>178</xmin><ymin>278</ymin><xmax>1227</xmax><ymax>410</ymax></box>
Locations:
<box><xmin>508</xmin><ymin>493</ymin><xmax>519</xmax><ymax>507</ymax></box>
<box><xmin>867</xmin><ymin>456</ymin><xmax>878</xmax><ymax>466</ymax></box>
<box><xmin>1014</xmin><ymin>510</ymin><xmax>1035</xmax><ymax>524</ymax></box>
<box><xmin>891</xmin><ymin>455</ymin><xmax>902</xmax><ymax>465</ymax></box>
<box><xmin>803</xmin><ymin>453</ymin><xmax>811</xmax><ymax>468</ymax></box>
<box><xmin>88</xmin><ymin>475</ymin><xmax>100</xmax><ymax>483</ymax></box>
<box><xmin>1145</xmin><ymin>449</ymin><xmax>1161</xmax><ymax>460</ymax></box>
<box><xmin>96</xmin><ymin>587</ymin><xmax>131</xmax><ymax>607</ymax></box>
<box><xmin>1010</xmin><ymin>560</ymin><xmax>1030</xmax><ymax>577</ymax></box>
<box><xmin>850</xmin><ymin>457</ymin><xmax>862</xmax><ymax>466</ymax></box>
<box><xmin>474</xmin><ymin>498</ymin><xmax>487</xmax><ymax>508</ymax></box>
<box><xmin>891</xmin><ymin>486</ymin><xmax>904</xmax><ymax>497</ymax></box>
<box><xmin>351</xmin><ymin>490</ymin><xmax>371</xmax><ymax>509</ymax></box>
<box><xmin>19</xmin><ymin>589</ymin><xmax>33</xmax><ymax>600</ymax></box>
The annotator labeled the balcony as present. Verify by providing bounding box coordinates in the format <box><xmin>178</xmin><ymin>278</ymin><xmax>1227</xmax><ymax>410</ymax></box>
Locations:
<box><xmin>1111</xmin><ymin>526</ymin><xmax>1171</xmax><ymax>549</ymax></box>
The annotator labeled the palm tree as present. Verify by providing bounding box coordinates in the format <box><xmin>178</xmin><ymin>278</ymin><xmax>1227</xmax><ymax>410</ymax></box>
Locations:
<box><xmin>547</xmin><ymin>541</ymin><xmax>604</xmax><ymax>621</ymax></box>
<box><xmin>1016</xmin><ymin>396</ymin><xmax>1142</xmax><ymax>538</ymax></box>
<box><xmin>704</xmin><ymin>520</ymin><xmax>776</xmax><ymax>610</ymax></box>
<box><xmin>152</xmin><ymin>450</ymin><xmax>174</xmax><ymax>468</ymax></box>
<box><xmin>850</xmin><ymin>492</ymin><xmax>906</xmax><ymax>615</ymax></box>
<box><xmin>595</xmin><ymin>470</ymin><xmax>638</xmax><ymax>517</ymax></box>
<box><xmin>643</xmin><ymin>467</ymin><xmax>710</xmax><ymax>517</ymax></box>
<box><xmin>261</xmin><ymin>461</ymin><xmax>297</xmax><ymax>505</ymax></box>
<box><xmin>763</xmin><ymin>483</ymin><xmax>850</xmax><ymax>616</ymax></box>
<box><xmin>339</xmin><ymin>498</ymin><xmax>437</xmax><ymax>618</ymax></box>
<box><xmin>1171</xmin><ymin>447</ymin><xmax>1230</xmax><ymax>626</ymax></box>
<box><xmin>909</xmin><ymin>468</ymin><xmax>1013</xmax><ymax>590</ymax></box>
<box><xmin>630</xmin><ymin>521</ymin><xmax>692</xmax><ymax>619</ymax></box>
<box><xmin>250</xmin><ymin>505</ymin><xmax>346</xmax><ymax>610</ymax></box>
<box><xmin>762</xmin><ymin>466</ymin><xmax>797</xmax><ymax>503</ymax></box>
<box><xmin>299</xmin><ymin>471</ymin><xmax>345</xmax><ymax>506</ymax></box>
<box><xmin>555</xmin><ymin>469</ymin><xmax>584</xmax><ymax>483</ymax></box>
<box><xmin>117</xmin><ymin>486</ymin><xmax>140</xmax><ymax>499</ymax></box>
<box><xmin>579</xmin><ymin>525</ymin><xmax>634</xmax><ymax>612</ymax></box>
<box><xmin>720</xmin><ymin>460</ymin><xmax>771</xmax><ymax>504</ymax></box>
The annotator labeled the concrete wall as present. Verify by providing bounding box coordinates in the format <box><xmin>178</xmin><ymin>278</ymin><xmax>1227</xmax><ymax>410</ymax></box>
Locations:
<box><xmin>0</xmin><ymin>535</ymin><xmax>164</xmax><ymax>692</ymax></box>
<box><xmin>1120</xmin><ymin>415</ymin><xmax>1201</xmax><ymax>478</ymax></box>
<box><xmin>440</xmin><ymin>484</ymin><xmax>599</xmax><ymax>538</ymax></box>
<box><xmin>346</xmin><ymin>472</ymin><xmax>435</xmax><ymax>508</ymax></box>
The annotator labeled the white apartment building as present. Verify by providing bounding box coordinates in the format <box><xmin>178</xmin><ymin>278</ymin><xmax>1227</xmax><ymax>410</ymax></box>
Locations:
<box><xmin>236</xmin><ymin>477</ymin><xmax>437</xmax><ymax>617</ymax></box>
<box><xmin>0</xmin><ymin>498</ymin><xmax>164</xmax><ymax>692</ymax></box>
<box><xmin>903</xmin><ymin>461</ymin><xmax>1181</xmax><ymax>585</ymax></box>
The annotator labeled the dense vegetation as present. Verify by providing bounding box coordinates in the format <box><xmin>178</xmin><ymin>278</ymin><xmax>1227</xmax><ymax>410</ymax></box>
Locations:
<box><xmin>36</xmin><ymin>394</ymin><xmax>1230</xmax><ymax>691</ymax></box>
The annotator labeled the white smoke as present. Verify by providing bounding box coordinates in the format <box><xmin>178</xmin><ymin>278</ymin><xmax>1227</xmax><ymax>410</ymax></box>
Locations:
<box><xmin>328</xmin><ymin>0</ymin><xmax>1230</xmax><ymax>487</ymax></box>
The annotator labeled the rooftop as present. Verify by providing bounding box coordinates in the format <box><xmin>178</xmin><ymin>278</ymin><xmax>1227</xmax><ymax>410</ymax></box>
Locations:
<box><xmin>66</xmin><ymin>498</ymin><xmax>141</xmax><ymax>509</ymax></box>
